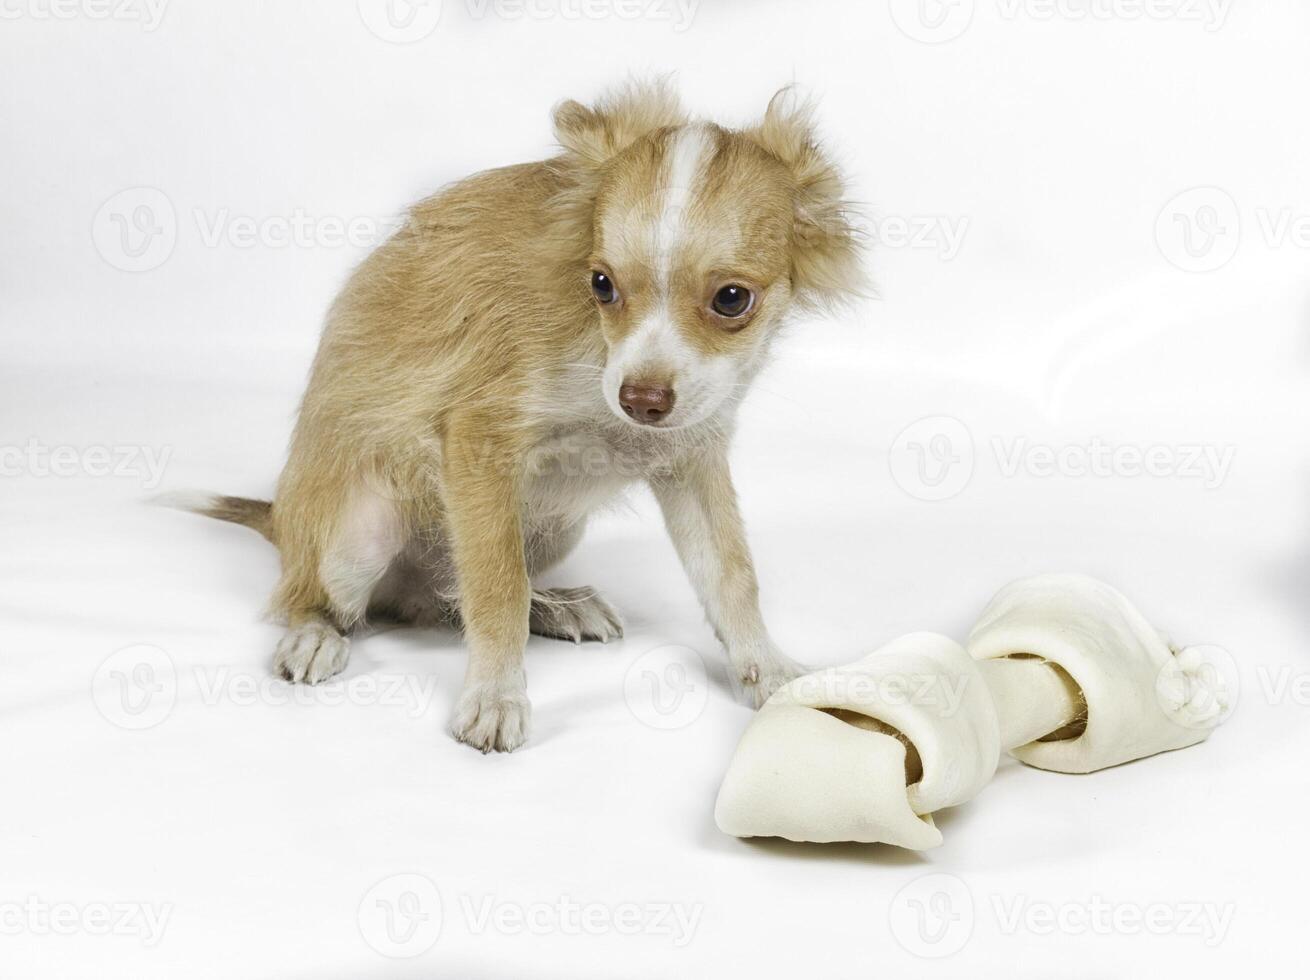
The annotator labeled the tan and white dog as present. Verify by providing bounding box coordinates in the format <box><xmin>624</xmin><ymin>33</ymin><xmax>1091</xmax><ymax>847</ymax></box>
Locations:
<box><xmin>175</xmin><ymin>82</ymin><xmax>862</xmax><ymax>752</ymax></box>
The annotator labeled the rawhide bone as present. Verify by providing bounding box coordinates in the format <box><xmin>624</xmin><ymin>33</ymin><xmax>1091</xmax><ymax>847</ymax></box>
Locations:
<box><xmin>714</xmin><ymin>574</ymin><xmax>1226</xmax><ymax>848</ymax></box>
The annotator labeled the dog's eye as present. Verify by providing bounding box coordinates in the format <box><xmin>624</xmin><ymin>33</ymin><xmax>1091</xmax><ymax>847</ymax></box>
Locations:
<box><xmin>711</xmin><ymin>285</ymin><xmax>753</xmax><ymax>318</ymax></box>
<box><xmin>591</xmin><ymin>271</ymin><xmax>618</xmax><ymax>305</ymax></box>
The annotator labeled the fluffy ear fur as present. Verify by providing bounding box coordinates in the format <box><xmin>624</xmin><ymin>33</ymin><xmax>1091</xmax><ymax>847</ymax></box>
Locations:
<box><xmin>552</xmin><ymin>79</ymin><xmax>687</xmax><ymax>169</ymax></box>
<box><xmin>750</xmin><ymin>87</ymin><xmax>867</xmax><ymax>310</ymax></box>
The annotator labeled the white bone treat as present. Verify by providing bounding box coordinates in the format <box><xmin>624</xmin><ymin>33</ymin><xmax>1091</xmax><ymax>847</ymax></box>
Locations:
<box><xmin>712</xmin><ymin>704</ymin><xmax>942</xmax><ymax>848</ymax></box>
<box><xmin>715</xmin><ymin>633</ymin><xmax>1001</xmax><ymax>847</ymax></box>
<box><xmin>967</xmin><ymin>572</ymin><xmax>1221</xmax><ymax>774</ymax></box>
<box><xmin>714</xmin><ymin>574</ymin><xmax>1224</xmax><ymax>848</ymax></box>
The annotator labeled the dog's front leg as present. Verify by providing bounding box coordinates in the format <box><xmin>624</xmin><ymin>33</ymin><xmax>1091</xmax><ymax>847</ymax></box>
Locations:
<box><xmin>652</xmin><ymin>450</ymin><xmax>806</xmax><ymax>708</ymax></box>
<box><xmin>442</xmin><ymin>419</ymin><xmax>532</xmax><ymax>752</ymax></box>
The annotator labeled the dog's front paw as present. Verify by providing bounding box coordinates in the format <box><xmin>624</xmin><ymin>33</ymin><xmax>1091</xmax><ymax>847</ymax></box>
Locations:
<box><xmin>736</xmin><ymin>651</ymin><xmax>808</xmax><ymax>709</ymax></box>
<box><xmin>450</xmin><ymin>678</ymin><xmax>532</xmax><ymax>753</ymax></box>
<box><xmin>529</xmin><ymin>587</ymin><xmax>623</xmax><ymax>644</ymax></box>
<box><xmin>274</xmin><ymin>619</ymin><xmax>350</xmax><ymax>685</ymax></box>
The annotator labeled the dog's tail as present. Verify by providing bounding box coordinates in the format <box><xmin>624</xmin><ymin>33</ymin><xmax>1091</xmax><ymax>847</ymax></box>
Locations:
<box><xmin>153</xmin><ymin>491</ymin><xmax>275</xmax><ymax>543</ymax></box>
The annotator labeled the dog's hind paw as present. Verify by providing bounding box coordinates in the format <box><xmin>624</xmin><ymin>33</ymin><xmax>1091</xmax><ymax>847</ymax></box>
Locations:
<box><xmin>450</xmin><ymin>678</ymin><xmax>532</xmax><ymax>753</ymax></box>
<box><xmin>273</xmin><ymin>618</ymin><xmax>350</xmax><ymax>685</ymax></box>
<box><xmin>529</xmin><ymin>587</ymin><xmax>624</xmax><ymax>645</ymax></box>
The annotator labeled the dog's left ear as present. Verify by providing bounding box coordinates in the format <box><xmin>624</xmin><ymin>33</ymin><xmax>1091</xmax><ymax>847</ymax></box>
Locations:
<box><xmin>553</xmin><ymin>79</ymin><xmax>687</xmax><ymax>169</ymax></box>
<box><xmin>749</xmin><ymin>88</ymin><xmax>866</xmax><ymax>310</ymax></box>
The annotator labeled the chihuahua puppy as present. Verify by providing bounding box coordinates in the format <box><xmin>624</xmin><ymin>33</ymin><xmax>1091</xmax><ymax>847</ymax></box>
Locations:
<box><xmin>178</xmin><ymin>82</ymin><xmax>861</xmax><ymax>752</ymax></box>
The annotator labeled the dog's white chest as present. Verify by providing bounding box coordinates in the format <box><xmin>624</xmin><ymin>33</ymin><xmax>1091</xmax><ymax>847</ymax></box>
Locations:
<box><xmin>523</xmin><ymin>427</ymin><xmax>670</xmax><ymax>525</ymax></box>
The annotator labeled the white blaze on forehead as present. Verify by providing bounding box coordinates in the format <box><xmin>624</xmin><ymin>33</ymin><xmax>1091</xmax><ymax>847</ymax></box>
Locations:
<box><xmin>654</xmin><ymin>123</ymin><xmax>715</xmax><ymax>293</ymax></box>
<box><xmin>601</xmin><ymin>123</ymin><xmax>733</xmax><ymax>427</ymax></box>
<box><xmin>606</xmin><ymin>123</ymin><xmax>717</xmax><ymax>381</ymax></box>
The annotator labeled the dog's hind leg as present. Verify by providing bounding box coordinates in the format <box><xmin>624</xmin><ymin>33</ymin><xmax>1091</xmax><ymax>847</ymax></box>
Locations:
<box><xmin>524</xmin><ymin>518</ymin><xmax>623</xmax><ymax>644</ymax></box>
<box><xmin>274</xmin><ymin>482</ymin><xmax>407</xmax><ymax>684</ymax></box>
<box><xmin>319</xmin><ymin>484</ymin><xmax>409</xmax><ymax>625</ymax></box>
<box><xmin>529</xmin><ymin>586</ymin><xmax>623</xmax><ymax>644</ymax></box>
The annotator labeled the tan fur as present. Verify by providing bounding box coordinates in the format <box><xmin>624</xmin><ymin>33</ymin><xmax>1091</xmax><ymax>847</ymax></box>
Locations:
<box><xmin>192</xmin><ymin>81</ymin><xmax>863</xmax><ymax>752</ymax></box>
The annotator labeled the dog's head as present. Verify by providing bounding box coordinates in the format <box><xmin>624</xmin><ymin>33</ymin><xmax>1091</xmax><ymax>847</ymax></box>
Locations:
<box><xmin>554</xmin><ymin>82</ymin><xmax>863</xmax><ymax>430</ymax></box>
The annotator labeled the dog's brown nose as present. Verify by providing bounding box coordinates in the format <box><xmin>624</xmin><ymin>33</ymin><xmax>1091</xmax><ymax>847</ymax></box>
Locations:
<box><xmin>619</xmin><ymin>382</ymin><xmax>675</xmax><ymax>424</ymax></box>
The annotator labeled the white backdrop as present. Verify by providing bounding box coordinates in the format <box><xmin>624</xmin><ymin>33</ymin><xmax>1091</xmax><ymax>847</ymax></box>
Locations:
<box><xmin>3</xmin><ymin>1</ymin><xmax>1309</xmax><ymax>977</ymax></box>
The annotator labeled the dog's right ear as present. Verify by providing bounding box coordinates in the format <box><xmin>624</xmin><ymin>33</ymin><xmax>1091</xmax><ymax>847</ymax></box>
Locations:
<box><xmin>748</xmin><ymin>87</ymin><xmax>867</xmax><ymax>310</ymax></box>
<box><xmin>553</xmin><ymin>80</ymin><xmax>686</xmax><ymax>168</ymax></box>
